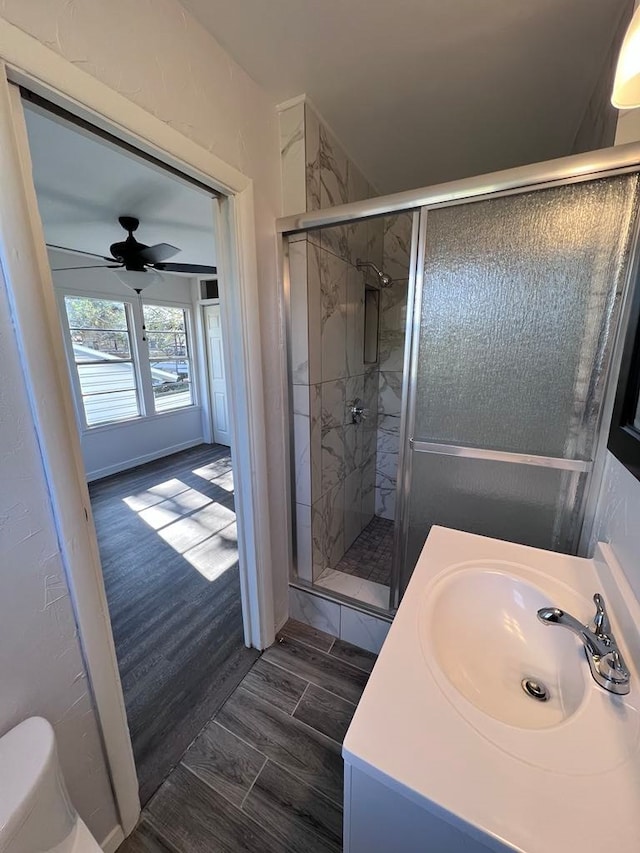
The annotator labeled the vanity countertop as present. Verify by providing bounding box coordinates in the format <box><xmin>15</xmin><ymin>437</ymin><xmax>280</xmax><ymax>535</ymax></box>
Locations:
<box><xmin>343</xmin><ymin>526</ymin><xmax>640</xmax><ymax>853</ymax></box>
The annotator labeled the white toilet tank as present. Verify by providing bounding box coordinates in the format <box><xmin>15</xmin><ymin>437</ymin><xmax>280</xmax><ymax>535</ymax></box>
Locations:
<box><xmin>0</xmin><ymin>717</ymin><xmax>102</xmax><ymax>853</ymax></box>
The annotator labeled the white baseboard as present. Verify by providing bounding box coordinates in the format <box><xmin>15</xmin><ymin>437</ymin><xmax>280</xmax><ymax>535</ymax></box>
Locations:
<box><xmin>86</xmin><ymin>438</ymin><xmax>204</xmax><ymax>482</ymax></box>
<box><xmin>101</xmin><ymin>825</ymin><xmax>125</xmax><ymax>853</ymax></box>
<box><xmin>275</xmin><ymin>611</ymin><xmax>289</xmax><ymax>634</ymax></box>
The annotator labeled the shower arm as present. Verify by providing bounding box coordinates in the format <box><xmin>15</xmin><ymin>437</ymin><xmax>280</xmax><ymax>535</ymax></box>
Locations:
<box><xmin>356</xmin><ymin>258</ymin><xmax>392</xmax><ymax>288</ymax></box>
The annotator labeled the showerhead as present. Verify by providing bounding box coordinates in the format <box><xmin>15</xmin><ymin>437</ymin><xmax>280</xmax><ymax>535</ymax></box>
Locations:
<box><xmin>356</xmin><ymin>258</ymin><xmax>392</xmax><ymax>288</ymax></box>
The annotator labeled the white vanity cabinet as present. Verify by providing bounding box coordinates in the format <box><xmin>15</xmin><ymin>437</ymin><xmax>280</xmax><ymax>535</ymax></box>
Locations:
<box><xmin>343</xmin><ymin>762</ymin><xmax>503</xmax><ymax>853</ymax></box>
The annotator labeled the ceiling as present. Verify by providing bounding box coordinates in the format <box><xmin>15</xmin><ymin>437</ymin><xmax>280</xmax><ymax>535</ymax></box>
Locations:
<box><xmin>180</xmin><ymin>0</ymin><xmax>629</xmax><ymax>193</ymax></box>
<box><xmin>23</xmin><ymin>105</ymin><xmax>217</xmax><ymax>268</ymax></box>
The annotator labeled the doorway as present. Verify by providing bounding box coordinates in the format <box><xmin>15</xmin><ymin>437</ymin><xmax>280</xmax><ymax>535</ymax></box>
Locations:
<box><xmin>20</xmin><ymin>94</ymin><xmax>258</xmax><ymax>804</ymax></box>
<box><xmin>0</xmin><ymin>48</ymin><xmax>275</xmax><ymax>834</ymax></box>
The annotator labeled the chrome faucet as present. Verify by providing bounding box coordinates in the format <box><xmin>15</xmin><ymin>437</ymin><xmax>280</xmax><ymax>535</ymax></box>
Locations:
<box><xmin>537</xmin><ymin>594</ymin><xmax>630</xmax><ymax>695</ymax></box>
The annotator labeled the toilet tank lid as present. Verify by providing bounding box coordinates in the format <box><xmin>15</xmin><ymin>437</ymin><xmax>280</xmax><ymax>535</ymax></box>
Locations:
<box><xmin>0</xmin><ymin>717</ymin><xmax>56</xmax><ymax>836</ymax></box>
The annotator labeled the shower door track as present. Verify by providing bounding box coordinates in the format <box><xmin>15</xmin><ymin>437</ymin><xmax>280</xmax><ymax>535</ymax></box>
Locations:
<box><xmin>409</xmin><ymin>440</ymin><xmax>593</xmax><ymax>472</ymax></box>
<box><xmin>277</xmin><ymin>144</ymin><xmax>640</xmax><ymax>235</ymax></box>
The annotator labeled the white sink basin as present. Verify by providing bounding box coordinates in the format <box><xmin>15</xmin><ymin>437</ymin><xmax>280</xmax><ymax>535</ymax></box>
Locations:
<box><xmin>415</xmin><ymin>553</ymin><xmax>640</xmax><ymax>776</ymax></box>
<box><xmin>427</xmin><ymin>567</ymin><xmax>586</xmax><ymax>729</ymax></box>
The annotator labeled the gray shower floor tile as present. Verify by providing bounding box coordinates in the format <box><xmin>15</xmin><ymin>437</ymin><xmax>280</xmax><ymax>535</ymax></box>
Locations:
<box><xmin>333</xmin><ymin>516</ymin><xmax>394</xmax><ymax>585</ymax></box>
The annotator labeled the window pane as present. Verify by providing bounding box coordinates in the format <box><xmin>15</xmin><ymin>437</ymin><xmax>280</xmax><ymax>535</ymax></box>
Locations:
<box><xmin>144</xmin><ymin>304</ymin><xmax>193</xmax><ymax>412</ymax></box>
<box><xmin>143</xmin><ymin>304</ymin><xmax>186</xmax><ymax>333</ymax></box>
<box><xmin>77</xmin><ymin>363</ymin><xmax>140</xmax><ymax>425</ymax></box>
<box><xmin>64</xmin><ymin>295</ymin><xmax>140</xmax><ymax>426</ymax></box>
<box><xmin>71</xmin><ymin>332</ymin><xmax>131</xmax><ymax>361</ymax></box>
<box><xmin>150</xmin><ymin>356</ymin><xmax>190</xmax><ymax>379</ymax></box>
<box><xmin>66</xmin><ymin>295</ymin><xmax>132</xmax><ymax>360</ymax></box>
<box><xmin>151</xmin><ymin>360</ymin><xmax>193</xmax><ymax>412</ymax></box>
<box><xmin>65</xmin><ymin>296</ymin><xmax>128</xmax><ymax>331</ymax></box>
<box><xmin>147</xmin><ymin>331</ymin><xmax>188</xmax><ymax>358</ymax></box>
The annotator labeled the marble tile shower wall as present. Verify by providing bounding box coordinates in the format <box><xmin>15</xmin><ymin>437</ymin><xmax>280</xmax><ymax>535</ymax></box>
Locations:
<box><xmin>305</xmin><ymin>232</ymin><xmax>382</xmax><ymax>580</ymax></box>
<box><xmin>282</xmin><ymin>100</ymin><xmax>385</xmax><ymax>581</ymax></box>
<box><xmin>375</xmin><ymin>213</ymin><xmax>413</xmax><ymax>520</ymax></box>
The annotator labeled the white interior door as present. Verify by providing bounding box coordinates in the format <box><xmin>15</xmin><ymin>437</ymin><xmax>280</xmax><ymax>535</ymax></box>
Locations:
<box><xmin>205</xmin><ymin>303</ymin><xmax>231</xmax><ymax>446</ymax></box>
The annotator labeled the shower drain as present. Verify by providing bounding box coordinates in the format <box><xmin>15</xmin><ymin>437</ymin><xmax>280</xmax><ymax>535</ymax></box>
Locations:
<box><xmin>521</xmin><ymin>677</ymin><xmax>550</xmax><ymax>702</ymax></box>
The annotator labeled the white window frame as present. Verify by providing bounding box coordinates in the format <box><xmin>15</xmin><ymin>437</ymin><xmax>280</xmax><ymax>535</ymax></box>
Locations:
<box><xmin>62</xmin><ymin>293</ymin><xmax>144</xmax><ymax>429</ymax></box>
<box><xmin>143</xmin><ymin>299</ymin><xmax>198</xmax><ymax>415</ymax></box>
<box><xmin>58</xmin><ymin>289</ymin><xmax>201</xmax><ymax>431</ymax></box>
<box><xmin>0</xmin><ymin>30</ymin><xmax>278</xmax><ymax>846</ymax></box>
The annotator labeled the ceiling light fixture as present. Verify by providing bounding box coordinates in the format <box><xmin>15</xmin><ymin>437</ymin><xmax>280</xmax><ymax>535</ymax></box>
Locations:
<box><xmin>113</xmin><ymin>268</ymin><xmax>164</xmax><ymax>343</ymax></box>
<box><xmin>113</xmin><ymin>267</ymin><xmax>163</xmax><ymax>293</ymax></box>
<box><xmin>612</xmin><ymin>6</ymin><xmax>640</xmax><ymax>109</ymax></box>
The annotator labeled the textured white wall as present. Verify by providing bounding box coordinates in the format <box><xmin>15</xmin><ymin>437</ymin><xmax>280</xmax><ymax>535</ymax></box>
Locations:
<box><xmin>0</xmin><ymin>0</ymin><xmax>289</xmax><ymax>625</ymax></box>
<box><xmin>0</xmin><ymin>0</ymin><xmax>288</xmax><ymax>840</ymax></box>
<box><xmin>0</xmin><ymin>263</ymin><xmax>118</xmax><ymax>841</ymax></box>
<box><xmin>595</xmin><ymin>453</ymin><xmax>640</xmax><ymax>598</ymax></box>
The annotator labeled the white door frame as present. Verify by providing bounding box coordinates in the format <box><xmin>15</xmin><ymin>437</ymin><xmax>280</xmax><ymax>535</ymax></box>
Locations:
<box><xmin>0</xmin><ymin>19</ymin><xmax>275</xmax><ymax>838</ymax></box>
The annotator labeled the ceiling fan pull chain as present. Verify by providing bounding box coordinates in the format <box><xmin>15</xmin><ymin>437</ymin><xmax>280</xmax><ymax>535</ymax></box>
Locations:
<box><xmin>136</xmin><ymin>290</ymin><xmax>147</xmax><ymax>342</ymax></box>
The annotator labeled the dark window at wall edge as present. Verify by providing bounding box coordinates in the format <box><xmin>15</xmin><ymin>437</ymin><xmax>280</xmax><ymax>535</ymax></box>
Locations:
<box><xmin>608</xmin><ymin>266</ymin><xmax>640</xmax><ymax>482</ymax></box>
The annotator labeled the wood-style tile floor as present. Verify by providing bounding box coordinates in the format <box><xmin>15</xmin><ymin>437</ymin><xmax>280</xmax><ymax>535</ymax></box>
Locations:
<box><xmin>89</xmin><ymin>444</ymin><xmax>259</xmax><ymax>805</ymax></box>
<box><xmin>119</xmin><ymin>619</ymin><xmax>377</xmax><ymax>853</ymax></box>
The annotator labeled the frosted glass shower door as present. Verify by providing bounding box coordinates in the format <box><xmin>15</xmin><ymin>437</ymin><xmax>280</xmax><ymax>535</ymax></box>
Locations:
<box><xmin>397</xmin><ymin>175</ymin><xmax>640</xmax><ymax>598</ymax></box>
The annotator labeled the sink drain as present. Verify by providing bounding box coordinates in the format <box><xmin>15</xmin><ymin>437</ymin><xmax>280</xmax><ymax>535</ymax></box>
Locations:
<box><xmin>521</xmin><ymin>677</ymin><xmax>550</xmax><ymax>702</ymax></box>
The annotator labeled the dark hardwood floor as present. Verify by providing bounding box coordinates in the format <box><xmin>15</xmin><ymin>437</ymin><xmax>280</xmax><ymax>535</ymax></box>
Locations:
<box><xmin>120</xmin><ymin>619</ymin><xmax>377</xmax><ymax>853</ymax></box>
<box><xmin>89</xmin><ymin>444</ymin><xmax>258</xmax><ymax>805</ymax></box>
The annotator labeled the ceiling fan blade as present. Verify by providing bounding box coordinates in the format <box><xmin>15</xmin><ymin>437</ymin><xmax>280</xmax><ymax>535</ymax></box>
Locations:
<box><xmin>51</xmin><ymin>265</ymin><xmax>122</xmax><ymax>271</ymax></box>
<box><xmin>153</xmin><ymin>262</ymin><xmax>217</xmax><ymax>275</ymax></box>
<box><xmin>138</xmin><ymin>243</ymin><xmax>180</xmax><ymax>264</ymax></box>
<box><xmin>47</xmin><ymin>243</ymin><xmax>114</xmax><ymax>262</ymax></box>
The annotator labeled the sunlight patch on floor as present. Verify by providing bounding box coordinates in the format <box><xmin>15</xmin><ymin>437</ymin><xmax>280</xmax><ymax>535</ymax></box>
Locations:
<box><xmin>122</xmin><ymin>476</ymin><xmax>237</xmax><ymax>582</ymax></box>
<box><xmin>192</xmin><ymin>465</ymin><xmax>234</xmax><ymax>491</ymax></box>
<box><xmin>122</xmin><ymin>477</ymin><xmax>190</xmax><ymax>512</ymax></box>
<box><xmin>137</xmin><ymin>488</ymin><xmax>212</xmax><ymax>530</ymax></box>
<box><xmin>182</xmin><ymin>523</ymin><xmax>238</xmax><ymax>581</ymax></box>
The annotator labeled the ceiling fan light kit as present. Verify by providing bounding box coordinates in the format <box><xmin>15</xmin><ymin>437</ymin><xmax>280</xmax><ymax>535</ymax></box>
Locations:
<box><xmin>114</xmin><ymin>267</ymin><xmax>162</xmax><ymax>293</ymax></box>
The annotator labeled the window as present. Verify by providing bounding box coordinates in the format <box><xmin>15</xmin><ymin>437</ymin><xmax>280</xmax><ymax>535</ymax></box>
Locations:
<box><xmin>200</xmin><ymin>278</ymin><xmax>219</xmax><ymax>300</ymax></box>
<box><xmin>64</xmin><ymin>295</ymin><xmax>140</xmax><ymax>426</ymax></box>
<box><xmin>608</xmin><ymin>270</ymin><xmax>640</xmax><ymax>481</ymax></box>
<box><xmin>62</xmin><ymin>296</ymin><xmax>195</xmax><ymax>427</ymax></box>
<box><xmin>143</xmin><ymin>304</ymin><xmax>194</xmax><ymax>412</ymax></box>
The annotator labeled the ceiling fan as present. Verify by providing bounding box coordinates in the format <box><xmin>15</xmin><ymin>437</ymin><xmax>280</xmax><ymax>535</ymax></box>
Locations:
<box><xmin>49</xmin><ymin>216</ymin><xmax>217</xmax><ymax>284</ymax></box>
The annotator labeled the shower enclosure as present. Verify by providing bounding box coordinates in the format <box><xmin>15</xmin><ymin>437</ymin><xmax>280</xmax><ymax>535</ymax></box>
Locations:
<box><xmin>282</xmin><ymin>147</ymin><xmax>640</xmax><ymax>616</ymax></box>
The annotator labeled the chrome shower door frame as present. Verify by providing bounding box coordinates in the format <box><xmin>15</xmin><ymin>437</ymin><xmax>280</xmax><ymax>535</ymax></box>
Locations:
<box><xmin>277</xmin><ymin>143</ymin><xmax>640</xmax><ymax>616</ymax></box>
